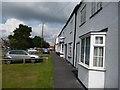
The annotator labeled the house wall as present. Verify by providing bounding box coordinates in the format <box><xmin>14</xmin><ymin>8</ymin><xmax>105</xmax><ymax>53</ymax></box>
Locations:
<box><xmin>55</xmin><ymin>37</ymin><xmax>59</xmax><ymax>53</ymax></box>
<box><xmin>78</xmin><ymin>66</ymin><xmax>105</xmax><ymax>88</ymax></box>
<box><xmin>57</xmin><ymin>1</ymin><xmax>118</xmax><ymax>89</ymax></box>
<box><xmin>76</xmin><ymin>2</ymin><xmax>118</xmax><ymax>88</ymax></box>
<box><xmin>118</xmin><ymin>2</ymin><xmax>120</xmax><ymax>90</ymax></box>
<box><xmin>62</xmin><ymin>14</ymin><xmax>76</xmax><ymax>64</ymax></box>
<box><xmin>78</xmin><ymin>65</ymin><xmax>89</xmax><ymax>88</ymax></box>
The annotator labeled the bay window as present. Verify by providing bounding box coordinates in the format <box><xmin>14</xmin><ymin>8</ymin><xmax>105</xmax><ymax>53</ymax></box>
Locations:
<box><xmin>80</xmin><ymin>36</ymin><xmax>90</xmax><ymax>65</ymax></box>
<box><xmin>80</xmin><ymin>32</ymin><xmax>106</xmax><ymax>69</ymax></box>
<box><xmin>93</xmin><ymin>47</ymin><xmax>103</xmax><ymax>67</ymax></box>
<box><xmin>81</xmin><ymin>39</ymin><xmax>85</xmax><ymax>63</ymax></box>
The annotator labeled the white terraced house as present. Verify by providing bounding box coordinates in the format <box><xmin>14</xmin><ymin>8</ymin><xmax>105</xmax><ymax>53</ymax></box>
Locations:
<box><xmin>55</xmin><ymin>1</ymin><xmax>119</xmax><ymax>89</ymax></box>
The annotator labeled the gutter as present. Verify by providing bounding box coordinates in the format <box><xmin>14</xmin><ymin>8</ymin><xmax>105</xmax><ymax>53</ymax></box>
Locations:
<box><xmin>72</xmin><ymin>12</ymin><xmax>77</xmax><ymax>66</ymax></box>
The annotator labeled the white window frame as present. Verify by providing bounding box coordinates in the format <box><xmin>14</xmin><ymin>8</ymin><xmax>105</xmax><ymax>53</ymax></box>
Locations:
<box><xmin>61</xmin><ymin>44</ymin><xmax>64</xmax><ymax>53</ymax></box>
<box><xmin>81</xmin><ymin>5</ymin><xmax>86</xmax><ymax>25</ymax></box>
<box><xmin>92</xmin><ymin>35</ymin><xmax>105</xmax><ymax>68</ymax></box>
<box><xmin>91</xmin><ymin>2</ymin><xmax>96</xmax><ymax>15</ymax></box>
<box><xmin>91</xmin><ymin>1</ymin><xmax>102</xmax><ymax>16</ymax></box>
<box><xmin>68</xmin><ymin>42</ymin><xmax>72</xmax><ymax>57</ymax></box>
<box><xmin>79</xmin><ymin>32</ymin><xmax>106</xmax><ymax>70</ymax></box>
<box><xmin>80</xmin><ymin>35</ymin><xmax>90</xmax><ymax>66</ymax></box>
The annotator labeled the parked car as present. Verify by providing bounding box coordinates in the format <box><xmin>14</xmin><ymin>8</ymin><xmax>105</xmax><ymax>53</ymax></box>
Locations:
<box><xmin>4</xmin><ymin>50</ymin><xmax>43</xmax><ymax>64</ymax></box>
<box><xmin>43</xmin><ymin>48</ymin><xmax>50</xmax><ymax>54</ymax></box>
<box><xmin>27</xmin><ymin>48</ymin><xmax>37</xmax><ymax>52</ymax></box>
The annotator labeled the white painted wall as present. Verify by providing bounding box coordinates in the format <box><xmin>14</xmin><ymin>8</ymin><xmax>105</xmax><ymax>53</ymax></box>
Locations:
<box><xmin>76</xmin><ymin>2</ymin><xmax>118</xmax><ymax>88</ymax></box>
<box><xmin>78</xmin><ymin>64</ymin><xmax>89</xmax><ymax>88</ymax></box>
<box><xmin>61</xmin><ymin>14</ymin><xmax>76</xmax><ymax>65</ymax></box>
<box><xmin>118</xmin><ymin>2</ymin><xmax>120</xmax><ymax>90</ymax></box>
<box><xmin>78</xmin><ymin>64</ymin><xmax>105</xmax><ymax>88</ymax></box>
<box><xmin>104</xmin><ymin>20</ymin><xmax>118</xmax><ymax>88</ymax></box>
<box><xmin>88</xmin><ymin>70</ymin><xmax>105</xmax><ymax>88</ymax></box>
<box><xmin>57</xmin><ymin>1</ymin><xmax>119</xmax><ymax>88</ymax></box>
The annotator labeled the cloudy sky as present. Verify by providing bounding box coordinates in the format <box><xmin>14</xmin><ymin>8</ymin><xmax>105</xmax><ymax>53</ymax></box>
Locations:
<box><xmin>0</xmin><ymin>0</ymin><xmax>80</xmax><ymax>46</ymax></box>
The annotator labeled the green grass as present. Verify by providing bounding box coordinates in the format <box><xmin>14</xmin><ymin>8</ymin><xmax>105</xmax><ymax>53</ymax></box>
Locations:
<box><xmin>2</xmin><ymin>53</ymin><xmax>53</xmax><ymax>88</ymax></box>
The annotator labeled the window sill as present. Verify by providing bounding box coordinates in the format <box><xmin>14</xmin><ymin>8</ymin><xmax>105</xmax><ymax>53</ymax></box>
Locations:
<box><xmin>89</xmin><ymin>7</ymin><xmax>103</xmax><ymax>19</ymax></box>
<box><xmin>60</xmin><ymin>53</ymin><xmax>64</xmax><ymax>55</ymax></box>
<box><xmin>78</xmin><ymin>63</ymin><xmax>106</xmax><ymax>72</ymax></box>
<box><xmin>68</xmin><ymin>55</ymin><xmax>72</xmax><ymax>58</ymax></box>
<box><xmin>79</xmin><ymin>62</ymin><xmax>89</xmax><ymax>69</ymax></box>
<box><xmin>79</xmin><ymin>21</ymin><xmax>86</xmax><ymax>27</ymax></box>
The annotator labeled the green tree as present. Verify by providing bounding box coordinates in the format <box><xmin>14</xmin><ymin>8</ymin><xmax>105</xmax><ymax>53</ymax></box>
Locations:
<box><xmin>8</xmin><ymin>24</ymin><xmax>32</xmax><ymax>50</ymax></box>
<box><xmin>32</xmin><ymin>36</ymin><xmax>42</xmax><ymax>47</ymax></box>
<box><xmin>32</xmin><ymin>36</ymin><xmax>50</xmax><ymax>48</ymax></box>
<box><xmin>8</xmin><ymin>24</ymin><xmax>50</xmax><ymax>49</ymax></box>
<box><xmin>43</xmin><ymin>41</ymin><xmax>50</xmax><ymax>48</ymax></box>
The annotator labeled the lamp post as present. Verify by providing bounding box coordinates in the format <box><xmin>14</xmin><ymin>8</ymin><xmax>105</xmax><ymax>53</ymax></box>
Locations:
<box><xmin>41</xmin><ymin>22</ymin><xmax>44</xmax><ymax>48</ymax></box>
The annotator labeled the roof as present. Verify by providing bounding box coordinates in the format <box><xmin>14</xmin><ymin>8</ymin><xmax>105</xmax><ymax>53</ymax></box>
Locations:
<box><xmin>58</xmin><ymin>2</ymin><xmax>82</xmax><ymax>37</ymax></box>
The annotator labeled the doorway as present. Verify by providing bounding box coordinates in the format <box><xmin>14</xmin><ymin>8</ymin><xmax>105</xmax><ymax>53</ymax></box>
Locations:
<box><xmin>75</xmin><ymin>42</ymin><xmax>80</xmax><ymax>69</ymax></box>
<box><xmin>65</xmin><ymin>44</ymin><xmax>67</xmax><ymax>60</ymax></box>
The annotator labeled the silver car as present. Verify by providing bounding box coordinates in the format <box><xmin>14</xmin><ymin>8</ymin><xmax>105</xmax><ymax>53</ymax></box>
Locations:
<box><xmin>4</xmin><ymin>50</ymin><xmax>43</xmax><ymax>64</ymax></box>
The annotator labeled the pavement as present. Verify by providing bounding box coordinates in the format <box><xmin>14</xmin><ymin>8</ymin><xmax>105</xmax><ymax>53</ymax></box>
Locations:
<box><xmin>51</xmin><ymin>52</ymin><xmax>86</xmax><ymax>89</ymax></box>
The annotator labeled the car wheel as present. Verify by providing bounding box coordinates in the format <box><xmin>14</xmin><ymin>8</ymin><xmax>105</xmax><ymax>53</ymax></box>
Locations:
<box><xmin>31</xmin><ymin>59</ymin><xmax>36</xmax><ymax>63</ymax></box>
<box><xmin>6</xmin><ymin>60</ymin><xmax>12</xmax><ymax>64</ymax></box>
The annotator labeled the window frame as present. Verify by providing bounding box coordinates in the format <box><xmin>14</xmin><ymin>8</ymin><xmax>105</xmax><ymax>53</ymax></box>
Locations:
<box><xmin>80</xmin><ymin>36</ymin><xmax>90</xmax><ymax>66</ymax></box>
<box><xmin>80</xmin><ymin>4</ymin><xmax>86</xmax><ymax>25</ymax></box>
<box><xmin>90</xmin><ymin>1</ymin><xmax>102</xmax><ymax>19</ymax></box>
<box><xmin>92</xmin><ymin>35</ymin><xmax>105</xmax><ymax>68</ymax></box>
<box><xmin>68</xmin><ymin>42</ymin><xmax>72</xmax><ymax>57</ymax></box>
<box><xmin>79</xmin><ymin>32</ymin><xmax>106</xmax><ymax>70</ymax></box>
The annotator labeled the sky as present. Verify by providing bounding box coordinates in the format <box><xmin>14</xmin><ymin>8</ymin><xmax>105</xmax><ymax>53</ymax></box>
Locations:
<box><xmin>0</xmin><ymin>0</ymin><xmax>80</xmax><ymax>46</ymax></box>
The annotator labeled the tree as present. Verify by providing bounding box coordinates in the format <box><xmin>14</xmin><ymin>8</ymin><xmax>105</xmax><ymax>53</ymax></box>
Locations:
<box><xmin>32</xmin><ymin>36</ymin><xmax>42</xmax><ymax>47</ymax></box>
<box><xmin>43</xmin><ymin>41</ymin><xmax>50</xmax><ymax>48</ymax></box>
<box><xmin>32</xmin><ymin>36</ymin><xmax>50</xmax><ymax>48</ymax></box>
<box><xmin>8</xmin><ymin>24</ymin><xmax>32</xmax><ymax>50</ymax></box>
<box><xmin>8</xmin><ymin>24</ymin><xmax>50</xmax><ymax>50</ymax></box>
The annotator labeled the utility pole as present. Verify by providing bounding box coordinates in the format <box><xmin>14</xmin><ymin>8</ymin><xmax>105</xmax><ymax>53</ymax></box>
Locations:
<box><xmin>41</xmin><ymin>22</ymin><xmax>44</xmax><ymax>48</ymax></box>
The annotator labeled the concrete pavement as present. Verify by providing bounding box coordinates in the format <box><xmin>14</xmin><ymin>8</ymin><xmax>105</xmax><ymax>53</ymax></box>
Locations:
<box><xmin>51</xmin><ymin>52</ymin><xmax>85</xmax><ymax>89</ymax></box>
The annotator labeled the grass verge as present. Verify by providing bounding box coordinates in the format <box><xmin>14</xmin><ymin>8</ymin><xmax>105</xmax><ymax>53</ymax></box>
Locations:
<box><xmin>2</xmin><ymin>53</ymin><xmax>53</xmax><ymax>88</ymax></box>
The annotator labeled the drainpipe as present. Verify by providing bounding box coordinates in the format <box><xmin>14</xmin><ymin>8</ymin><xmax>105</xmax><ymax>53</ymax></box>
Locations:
<box><xmin>72</xmin><ymin>12</ymin><xmax>77</xmax><ymax>67</ymax></box>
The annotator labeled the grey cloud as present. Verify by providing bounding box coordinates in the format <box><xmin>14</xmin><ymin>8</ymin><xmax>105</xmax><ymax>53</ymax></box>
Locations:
<box><xmin>0</xmin><ymin>30</ymin><xmax>6</xmax><ymax>33</ymax></box>
<box><xmin>2</xmin><ymin>2</ymin><xmax>77</xmax><ymax>24</ymax></box>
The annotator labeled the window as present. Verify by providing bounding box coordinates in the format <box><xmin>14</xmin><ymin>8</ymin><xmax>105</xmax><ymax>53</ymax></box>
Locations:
<box><xmin>80</xmin><ymin>37</ymin><xmax>90</xmax><ymax>65</ymax></box>
<box><xmin>68</xmin><ymin>43</ymin><xmax>72</xmax><ymax>57</ymax></box>
<box><xmin>79</xmin><ymin>32</ymin><xmax>106</xmax><ymax>68</ymax></box>
<box><xmin>91</xmin><ymin>1</ymin><xmax>102</xmax><ymax>16</ymax></box>
<box><xmin>16</xmin><ymin>51</ymin><xmax>27</xmax><ymax>55</ymax></box>
<box><xmin>93</xmin><ymin>36</ymin><xmax>104</xmax><ymax>67</ymax></box>
<box><xmin>81</xmin><ymin>39</ymin><xmax>85</xmax><ymax>63</ymax></box>
<box><xmin>85</xmin><ymin>37</ymin><xmax>90</xmax><ymax>65</ymax></box>
<box><xmin>81</xmin><ymin>5</ymin><xmax>86</xmax><ymax>24</ymax></box>
<box><xmin>95</xmin><ymin>37</ymin><xmax>103</xmax><ymax>44</ymax></box>
<box><xmin>91</xmin><ymin>2</ymin><xmax>96</xmax><ymax>15</ymax></box>
<box><xmin>9</xmin><ymin>50</ymin><xmax>27</xmax><ymax>55</ymax></box>
<box><xmin>97</xmin><ymin>2</ymin><xmax>102</xmax><ymax>10</ymax></box>
<box><xmin>9</xmin><ymin>51</ymin><xmax>16</xmax><ymax>54</ymax></box>
<box><xmin>93</xmin><ymin>47</ymin><xmax>103</xmax><ymax>67</ymax></box>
